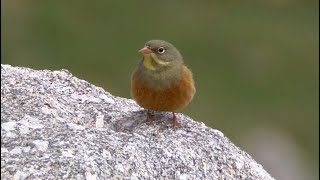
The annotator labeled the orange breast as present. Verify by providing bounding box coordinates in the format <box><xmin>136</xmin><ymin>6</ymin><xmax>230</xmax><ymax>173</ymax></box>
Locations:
<box><xmin>131</xmin><ymin>65</ymin><xmax>195</xmax><ymax>112</ymax></box>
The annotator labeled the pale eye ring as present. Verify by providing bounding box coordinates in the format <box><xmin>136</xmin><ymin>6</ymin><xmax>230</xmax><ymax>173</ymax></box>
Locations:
<box><xmin>157</xmin><ymin>47</ymin><xmax>165</xmax><ymax>54</ymax></box>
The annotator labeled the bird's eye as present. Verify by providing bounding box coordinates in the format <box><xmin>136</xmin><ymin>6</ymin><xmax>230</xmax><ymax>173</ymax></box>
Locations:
<box><xmin>157</xmin><ymin>47</ymin><xmax>165</xmax><ymax>54</ymax></box>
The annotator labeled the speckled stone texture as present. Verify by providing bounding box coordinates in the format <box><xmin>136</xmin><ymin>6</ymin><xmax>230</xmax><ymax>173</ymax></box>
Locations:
<box><xmin>1</xmin><ymin>64</ymin><xmax>275</xmax><ymax>180</ymax></box>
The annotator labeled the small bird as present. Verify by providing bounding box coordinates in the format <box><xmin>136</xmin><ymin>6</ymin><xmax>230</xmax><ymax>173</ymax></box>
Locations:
<box><xmin>131</xmin><ymin>40</ymin><xmax>196</xmax><ymax>128</ymax></box>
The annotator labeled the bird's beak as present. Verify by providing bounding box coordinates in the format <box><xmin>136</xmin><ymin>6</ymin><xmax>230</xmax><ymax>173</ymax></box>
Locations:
<box><xmin>138</xmin><ymin>47</ymin><xmax>152</xmax><ymax>54</ymax></box>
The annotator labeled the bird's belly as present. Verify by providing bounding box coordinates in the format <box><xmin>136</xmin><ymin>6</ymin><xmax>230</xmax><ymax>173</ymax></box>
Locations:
<box><xmin>131</xmin><ymin>67</ymin><xmax>195</xmax><ymax>112</ymax></box>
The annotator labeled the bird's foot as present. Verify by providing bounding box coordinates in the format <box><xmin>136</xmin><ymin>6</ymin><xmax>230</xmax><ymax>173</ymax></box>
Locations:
<box><xmin>171</xmin><ymin>112</ymin><xmax>182</xmax><ymax>130</ymax></box>
<box><xmin>145</xmin><ymin>110</ymin><xmax>154</xmax><ymax>125</ymax></box>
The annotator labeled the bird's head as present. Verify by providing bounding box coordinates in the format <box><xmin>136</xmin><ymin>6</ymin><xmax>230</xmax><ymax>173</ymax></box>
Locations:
<box><xmin>139</xmin><ymin>40</ymin><xmax>183</xmax><ymax>71</ymax></box>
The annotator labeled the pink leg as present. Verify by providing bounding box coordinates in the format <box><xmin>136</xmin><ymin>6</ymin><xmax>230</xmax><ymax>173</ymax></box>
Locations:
<box><xmin>172</xmin><ymin>112</ymin><xmax>181</xmax><ymax>129</ymax></box>
<box><xmin>146</xmin><ymin>110</ymin><xmax>153</xmax><ymax>124</ymax></box>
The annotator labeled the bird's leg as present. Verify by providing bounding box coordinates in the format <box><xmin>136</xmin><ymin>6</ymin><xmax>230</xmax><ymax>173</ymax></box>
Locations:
<box><xmin>145</xmin><ymin>109</ymin><xmax>153</xmax><ymax>125</ymax></box>
<box><xmin>172</xmin><ymin>112</ymin><xmax>181</xmax><ymax>129</ymax></box>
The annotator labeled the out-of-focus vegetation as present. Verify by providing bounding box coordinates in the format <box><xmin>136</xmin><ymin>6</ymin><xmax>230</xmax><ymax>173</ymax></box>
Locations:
<box><xmin>2</xmin><ymin>1</ymin><xmax>318</xmax><ymax>179</ymax></box>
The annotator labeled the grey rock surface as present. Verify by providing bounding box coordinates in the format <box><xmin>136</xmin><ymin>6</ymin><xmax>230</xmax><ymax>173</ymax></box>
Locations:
<box><xmin>1</xmin><ymin>64</ymin><xmax>275</xmax><ymax>180</ymax></box>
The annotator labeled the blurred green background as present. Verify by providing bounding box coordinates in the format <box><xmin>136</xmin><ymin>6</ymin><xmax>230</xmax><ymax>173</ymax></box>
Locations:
<box><xmin>2</xmin><ymin>0</ymin><xmax>318</xmax><ymax>179</ymax></box>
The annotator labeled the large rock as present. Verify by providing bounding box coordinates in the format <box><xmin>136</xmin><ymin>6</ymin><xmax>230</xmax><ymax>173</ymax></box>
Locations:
<box><xmin>1</xmin><ymin>64</ymin><xmax>275</xmax><ymax>180</ymax></box>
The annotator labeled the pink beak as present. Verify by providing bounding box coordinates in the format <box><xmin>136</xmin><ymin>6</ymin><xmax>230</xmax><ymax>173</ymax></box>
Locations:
<box><xmin>138</xmin><ymin>47</ymin><xmax>152</xmax><ymax>54</ymax></box>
